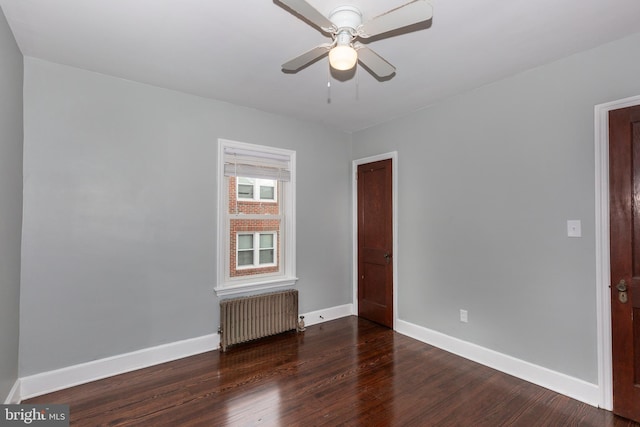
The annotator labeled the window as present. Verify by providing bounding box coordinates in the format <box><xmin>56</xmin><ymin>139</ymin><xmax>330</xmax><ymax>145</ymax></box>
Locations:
<box><xmin>237</xmin><ymin>177</ymin><xmax>277</xmax><ymax>202</ymax></box>
<box><xmin>236</xmin><ymin>232</ymin><xmax>277</xmax><ymax>268</ymax></box>
<box><xmin>216</xmin><ymin>139</ymin><xmax>296</xmax><ymax>296</ymax></box>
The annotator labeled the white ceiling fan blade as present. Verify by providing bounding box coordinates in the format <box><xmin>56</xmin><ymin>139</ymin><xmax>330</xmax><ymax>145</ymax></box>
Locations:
<box><xmin>358</xmin><ymin>0</ymin><xmax>433</xmax><ymax>39</ymax></box>
<box><xmin>277</xmin><ymin>0</ymin><xmax>336</xmax><ymax>33</ymax></box>
<box><xmin>355</xmin><ymin>45</ymin><xmax>396</xmax><ymax>78</ymax></box>
<box><xmin>282</xmin><ymin>44</ymin><xmax>332</xmax><ymax>72</ymax></box>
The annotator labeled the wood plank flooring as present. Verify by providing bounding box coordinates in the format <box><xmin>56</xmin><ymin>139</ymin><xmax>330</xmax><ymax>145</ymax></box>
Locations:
<box><xmin>25</xmin><ymin>316</ymin><xmax>639</xmax><ymax>426</ymax></box>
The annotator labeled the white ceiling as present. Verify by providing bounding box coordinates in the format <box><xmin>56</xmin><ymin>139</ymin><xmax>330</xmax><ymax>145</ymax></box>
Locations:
<box><xmin>2</xmin><ymin>0</ymin><xmax>640</xmax><ymax>133</ymax></box>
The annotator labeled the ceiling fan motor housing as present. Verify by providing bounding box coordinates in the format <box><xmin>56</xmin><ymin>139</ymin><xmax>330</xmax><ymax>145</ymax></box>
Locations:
<box><xmin>329</xmin><ymin>6</ymin><xmax>362</xmax><ymax>34</ymax></box>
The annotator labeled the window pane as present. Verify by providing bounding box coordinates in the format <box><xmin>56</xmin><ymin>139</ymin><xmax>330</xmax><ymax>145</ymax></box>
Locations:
<box><xmin>260</xmin><ymin>185</ymin><xmax>274</xmax><ymax>200</ymax></box>
<box><xmin>238</xmin><ymin>234</ymin><xmax>253</xmax><ymax>250</ymax></box>
<box><xmin>259</xmin><ymin>233</ymin><xmax>273</xmax><ymax>248</ymax></box>
<box><xmin>238</xmin><ymin>250</ymin><xmax>254</xmax><ymax>266</ymax></box>
<box><xmin>238</xmin><ymin>177</ymin><xmax>254</xmax><ymax>185</ymax></box>
<box><xmin>238</xmin><ymin>184</ymin><xmax>253</xmax><ymax>199</ymax></box>
<box><xmin>259</xmin><ymin>249</ymin><xmax>274</xmax><ymax>264</ymax></box>
<box><xmin>220</xmin><ymin>141</ymin><xmax>293</xmax><ymax>284</ymax></box>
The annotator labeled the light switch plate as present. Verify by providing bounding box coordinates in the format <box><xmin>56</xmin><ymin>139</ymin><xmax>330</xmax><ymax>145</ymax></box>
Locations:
<box><xmin>567</xmin><ymin>220</ymin><xmax>581</xmax><ymax>237</ymax></box>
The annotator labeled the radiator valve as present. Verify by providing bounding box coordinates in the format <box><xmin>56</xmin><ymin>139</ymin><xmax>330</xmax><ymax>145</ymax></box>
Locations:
<box><xmin>297</xmin><ymin>315</ymin><xmax>306</xmax><ymax>332</ymax></box>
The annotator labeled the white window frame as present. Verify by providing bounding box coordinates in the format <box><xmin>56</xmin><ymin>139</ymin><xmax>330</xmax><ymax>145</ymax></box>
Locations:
<box><xmin>236</xmin><ymin>231</ymin><xmax>278</xmax><ymax>270</ymax></box>
<box><xmin>216</xmin><ymin>139</ymin><xmax>297</xmax><ymax>296</ymax></box>
<box><xmin>236</xmin><ymin>177</ymin><xmax>278</xmax><ymax>203</ymax></box>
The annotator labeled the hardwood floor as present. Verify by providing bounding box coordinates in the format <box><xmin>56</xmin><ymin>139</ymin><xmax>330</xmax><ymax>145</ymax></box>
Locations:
<box><xmin>26</xmin><ymin>316</ymin><xmax>639</xmax><ymax>426</ymax></box>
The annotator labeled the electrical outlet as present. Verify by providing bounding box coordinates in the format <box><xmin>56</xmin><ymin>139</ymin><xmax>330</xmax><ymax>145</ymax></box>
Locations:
<box><xmin>567</xmin><ymin>220</ymin><xmax>582</xmax><ymax>237</ymax></box>
<box><xmin>460</xmin><ymin>309</ymin><xmax>468</xmax><ymax>323</ymax></box>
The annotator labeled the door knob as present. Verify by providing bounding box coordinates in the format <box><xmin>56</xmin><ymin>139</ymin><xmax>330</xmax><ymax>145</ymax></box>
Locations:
<box><xmin>616</xmin><ymin>279</ymin><xmax>628</xmax><ymax>304</ymax></box>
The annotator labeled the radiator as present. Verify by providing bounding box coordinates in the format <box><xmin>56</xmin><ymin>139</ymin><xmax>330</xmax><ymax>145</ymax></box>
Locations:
<box><xmin>219</xmin><ymin>289</ymin><xmax>299</xmax><ymax>352</ymax></box>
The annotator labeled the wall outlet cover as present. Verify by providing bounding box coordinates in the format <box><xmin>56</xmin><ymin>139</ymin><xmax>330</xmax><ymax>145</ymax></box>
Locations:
<box><xmin>567</xmin><ymin>220</ymin><xmax>581</xmax><ymax>237</ymax></box>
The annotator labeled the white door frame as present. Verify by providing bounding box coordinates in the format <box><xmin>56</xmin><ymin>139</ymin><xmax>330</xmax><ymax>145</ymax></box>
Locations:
<box><xmin>352</xmin><ymin>152</ymin><xmax>399</xmax><ymax>329</ymax></box>
<box><xmin>594</xmin><ymin>94</ymin><xmax>640</xmax><ymax>410</ymax></box>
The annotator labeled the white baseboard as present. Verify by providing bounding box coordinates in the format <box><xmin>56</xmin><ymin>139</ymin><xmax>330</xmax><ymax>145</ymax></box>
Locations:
<box><xmin>3</xmin><ymin>379</ymin><xmax>21</xmax><ymax>404</ymax></box>
<box><xmin>17</xmin><ymin>304</ymin><xmax>353</xmax><ymax>402</ymax></box>
<box><xmin>396</xmin><ymin>319</ymin><xmax>602</xmax><ymax>408</ymax></box>
<box><xmin>13</xmin><ymin>311</ymin><xmax>599</xmax><ymax>407</ymax></box>
<box><xmin>301</xmin><ymin>304</ymin><xmax>354</xmax><ymax>327</ymax></box>
<box><xmin>19</xmin><ymin>333</ymin><xmax>219</xmax><ymax>401</ymax></box>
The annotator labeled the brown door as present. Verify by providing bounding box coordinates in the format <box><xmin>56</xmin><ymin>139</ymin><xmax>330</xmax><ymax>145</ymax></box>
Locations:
<box><xmin>357</xmin><ymin>159</ymin><xmax>393</xmax><ymax>328</ymax></box>
<box><xmin>609</xmin><ymin>104</ymin><xmax>640</xmax><ymax>423</ymax></box>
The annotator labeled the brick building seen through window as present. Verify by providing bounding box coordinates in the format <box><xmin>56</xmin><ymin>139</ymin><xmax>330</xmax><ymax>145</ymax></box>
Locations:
<box><xmin>228</xmin><ymin>176</ymin><xmax>281</xmax><ymax>277</ymax></box>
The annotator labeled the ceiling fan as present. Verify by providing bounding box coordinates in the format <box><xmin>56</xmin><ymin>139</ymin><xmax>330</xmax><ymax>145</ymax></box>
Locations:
<box><xmin>278</xmin><ymin>0</ymin><xmax>433</xmax><ymax>78</ymax></box>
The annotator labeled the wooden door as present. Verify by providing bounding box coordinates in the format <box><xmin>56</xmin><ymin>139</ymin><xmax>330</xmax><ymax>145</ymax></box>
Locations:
<box><xmin>357</xmin><ymin>159</ymin><xmax>393</xmax><ymax>328</ymax></box>
<box><xmin>609</xmin><ymin>104</ymin><xmax>640</xmax><ymax>423</ymax></box>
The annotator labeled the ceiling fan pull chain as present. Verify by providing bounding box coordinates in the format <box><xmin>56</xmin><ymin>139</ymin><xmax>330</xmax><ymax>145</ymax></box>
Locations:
<box><xmin>327</xmin><ymin>64</ymin><xmax>332</xmax><ymax>104</ymax></box>
<box><xmin>356</xmin><ymin>64</ymin><xmax>360</xmax><ymax>101</ymax></box>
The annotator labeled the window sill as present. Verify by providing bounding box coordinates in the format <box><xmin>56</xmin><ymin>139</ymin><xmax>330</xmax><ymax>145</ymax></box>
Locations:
<box><xmin>214</xmin><ymin>276</ymin><xmax>298</xmax><ymax>297</ymax></box>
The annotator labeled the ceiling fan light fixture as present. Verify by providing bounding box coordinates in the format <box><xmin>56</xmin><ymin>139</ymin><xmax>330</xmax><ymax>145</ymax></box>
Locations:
<box><xmin>329</xmin><ymin>45</ymin><xmax>357</xmax><ymax>71</ymax></box>
<box><xmin>280</xmin><ymin>0</ymin><xmax>432</xmax><ymax>78</ymax></box>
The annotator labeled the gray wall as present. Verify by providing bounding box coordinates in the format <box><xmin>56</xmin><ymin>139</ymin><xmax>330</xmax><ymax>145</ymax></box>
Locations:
<box><xmin>18</xmin><ymin>25</ymin><xmax>640</xmax><ymax>387</ymax></box>
<box><xmin>352</xmin><ymin>32</ymin><xmax>640</xmax><ymax>383</ymax></box>
<box><xmin>0</xmin><ymin>7</ymin><xmax>23</xmax><ymax>401</ymax></box>
<box><xmin>20</xmin><ymin>57</ymin><xmax>352</xmax><ymax>376</ymax></box>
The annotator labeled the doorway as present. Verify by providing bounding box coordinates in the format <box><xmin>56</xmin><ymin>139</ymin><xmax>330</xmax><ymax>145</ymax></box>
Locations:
<box><xmin>353</xmin><ymin>153</ymin><xmax>397</xmax><ymax>329</ymax></box>
<box><xmin>595</xmin><ymin>94</ymin><xmax>640</xmax><ymax>419</ymax></box>
<box><xmin>608</xmin><ymin>104</ymin><xmax>640</xmax><ymax>423</ymax></box>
